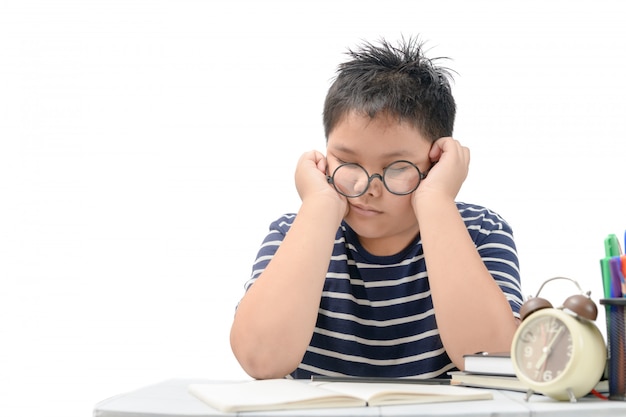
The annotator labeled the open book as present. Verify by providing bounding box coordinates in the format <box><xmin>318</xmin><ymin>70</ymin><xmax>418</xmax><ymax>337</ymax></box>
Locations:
<box><xmin>188</xmin><ymin>379</ymin><xmax>493</xmax><ymax>413</ymax></box>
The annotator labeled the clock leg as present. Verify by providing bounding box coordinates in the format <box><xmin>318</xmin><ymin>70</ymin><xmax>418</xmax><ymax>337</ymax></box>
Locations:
<box><xmin>524</xmin><ymin>389</ymin><xmax>535</xmax><ymax>402</ymax></box>
<box><xmin>566</xmin><ymin>388</ymin><xmax>577</xmax><ymax>403</ymax></box>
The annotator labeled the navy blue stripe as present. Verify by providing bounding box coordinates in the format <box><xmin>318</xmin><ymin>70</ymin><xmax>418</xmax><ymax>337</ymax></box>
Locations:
<box><xmin>242</xmin><ymin>202</ymin><xmax>523</xmax><ymax>378</ymax></box>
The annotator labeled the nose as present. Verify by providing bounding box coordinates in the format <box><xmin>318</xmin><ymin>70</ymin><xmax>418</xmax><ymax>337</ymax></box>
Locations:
<box><xmin>366</xmin><ymin>173</ymin><xmax>384</xmax><ymax>196</ymax></box>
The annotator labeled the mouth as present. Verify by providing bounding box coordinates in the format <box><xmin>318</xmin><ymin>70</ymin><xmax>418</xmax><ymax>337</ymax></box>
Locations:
<box><xmin>350</xmin><ymin>203</ymin><xmax>382</xmax><ymax>217</ymax></box>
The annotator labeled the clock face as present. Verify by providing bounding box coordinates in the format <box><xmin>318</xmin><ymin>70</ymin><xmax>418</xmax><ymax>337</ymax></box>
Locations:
<box><xmin>513</xmin><ymin>314</ymin><xmax>573</xmax><ymax>383</ymax></box>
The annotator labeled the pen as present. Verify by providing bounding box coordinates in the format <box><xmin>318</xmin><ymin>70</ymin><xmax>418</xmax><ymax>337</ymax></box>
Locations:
<box><xmin>602</xmin><ymin>234</ymin><xmax>622</xmax><ymax>298</ymax></box>
<box><xmin>605</xmin><ymin>234</ymin><xmax>622</xmax><ymax>257</ymax></box>
<box><xmin>621</xmin><ymin>255</ymin><xmax>626</xmax><ymax>298</ymax></box>
<box><xmin>609</xmin><ymin>257</ymin><xmax>623</xmax><ymax>298</ymax></box>
<box><xmin>601</xmin><ymin>257</ymin><xmax>612</xmax><ymax>299</ymax></box>
<box><xmin>310</xmin><ymin>375</ymin><xmax>451</xmax><ymax>385</ymax></box>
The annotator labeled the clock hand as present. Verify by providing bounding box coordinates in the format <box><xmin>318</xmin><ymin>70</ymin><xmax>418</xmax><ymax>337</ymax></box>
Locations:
<box><xmin>534</xmin><ymin>325</ymin><xmax>564</xmax><ymax>370</ymax></box>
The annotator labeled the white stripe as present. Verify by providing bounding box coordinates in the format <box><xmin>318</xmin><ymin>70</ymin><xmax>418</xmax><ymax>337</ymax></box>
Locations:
<box><xmin>325</xmin><ymin>272</ymin><xmax>428</xmax><ymax>288</ymax></box>
<box><xmin>493</xmin><ymin>277</ymin><xmax>522</xmax><ymax>292</ymax></box>
<box><xmin>296</xmin><ymin>363</ymin><xmax>345</xmax><ymax>377</ymax></box>
<box><xmin>321</xmin><ymin>290</ymin><xmax>430</xmax><ymax>307</ymax></box>
<box><xmin>305</xmin><ymin>345</ymin><xmax>446</xmax><ymax>366</ymax></box>
<box><xmin>313</xmin><ymin>326</ymin><xmax>439</xmax><ymax>346</ymax></box>
<box><xmin>297</xmin><ymin>361</ymin><xmax>456</xmax><ymax>379</ymax></box>
<box><xmin>329</xmin><ymin>253</ymin><xmax>353</xmax><ymax>263</ymax></box>
<box><xmin>253</xmin><ymin>254</ymin><xmax>274</xmax><ymax>265</ymax></box>
<box><xmin>324</xmin><ymin>271</ymin><xmax>428</xmax><ymax>289</ymax></box>
<box><xmin>491</xmin><ymin>274</ymin><xmax>520</xmax><ymax>288</ymax></box>
<box><xmin>463</xmin><ymin>214</ymin><xmax>503</xmax><ymax>229</ymax></box>
<box><xmin>491</xmin><ymin>271</ymin><xmax>522</xmax><ymax>288</ymax></box>
<box><xmin>482</xmin><ymin>255</ymin><xmax>519</xmax><ymax>271</ymax></box>
<box><xmin>259</xmin><ymin>239</ymin><xmax>281</xmax><ymax>248</ymax></box>
<box><xmin>277</xmin><ymin>219</ymin><xmax>294</xmax><ymax>228</ymax></box>
<box><xmin>361</xmin><ymin>272</ymin><xmax>427</xmax><ymax>288</ymax></box>
<box><xmin>490</xmin><ymin>228</ymin><xmax>514</xmax><ymax>240</ymax></box>
<box><xmin>355</xmin><ymin>254</ymin><xmax>425</xmax><ymax>269</ymax></box>
<box><xmin>477</xmin><ymin>242</ymin><xmax>517</xmax><ymax>254</ymax></box>
<box><xmin>318</xmin><ymin>308</ymin><xmax>434</xmax><ymax>326</ymax></box>
<box><xmin>467</xmin><ymin>225</ymin><xmax>514</xmax><ymax>239</ymax></box>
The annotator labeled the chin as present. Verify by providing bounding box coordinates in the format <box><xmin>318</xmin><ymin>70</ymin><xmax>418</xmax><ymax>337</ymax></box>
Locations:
<box><xmin>346</xmin><ymin>215</ymin><xmax>419</xmax><ymax>242</ymax></box>
<box><xmin>345</xmin><ymin>216</ymin><xmax>390</xmax><ymax>237</ymax></box>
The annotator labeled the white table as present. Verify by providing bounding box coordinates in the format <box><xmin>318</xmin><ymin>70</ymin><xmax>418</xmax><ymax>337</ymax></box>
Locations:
<box><xmin>93</xmin><ymin>378</ymin><xmax>626</xmax><ymax>417</ymax></box>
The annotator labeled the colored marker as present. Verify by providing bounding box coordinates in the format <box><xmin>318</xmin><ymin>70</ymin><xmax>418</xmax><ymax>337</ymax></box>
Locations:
<box><xmin>601</xmin><ymin>257</ymin><xmax>612</xmax><ymax>298</ymax></box>
<box><xmin>602</xmin><ymin>234</ymin><xmax>622</xmax><ymax>298</ymax></box>
<box><xmin>605</xmin><ymin>234</ymin><xmax>622</xmax><ymax>257</ymax></box>
<box><xmin>622</xmin><ymin>255</ymin><xmax>626</xmax><ymax>298</ymax></box>
<box><xmin>609</xmin><ymin>256</ymin><xmax>624</xmax><ymax>298</ymax></box>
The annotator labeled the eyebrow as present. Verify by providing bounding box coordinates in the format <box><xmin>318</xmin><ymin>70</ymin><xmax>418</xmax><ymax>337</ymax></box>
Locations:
<box><xmin>329</xmin><ymin>144</ymin><xmax>413</xmax><ymax>160</ymax></box>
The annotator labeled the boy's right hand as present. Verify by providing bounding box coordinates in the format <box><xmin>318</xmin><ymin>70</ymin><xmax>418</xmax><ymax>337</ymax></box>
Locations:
<box><xmin>295</xmin><ymin>150</ymin><xmax>348</xmax><ymax>216</ymax></box>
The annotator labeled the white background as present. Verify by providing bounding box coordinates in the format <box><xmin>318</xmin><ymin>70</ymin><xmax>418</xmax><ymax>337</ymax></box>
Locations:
<box><xmin>1</xmin><ymin>1</ymin><xmax>625</xmax><ymax>416</ymax></box>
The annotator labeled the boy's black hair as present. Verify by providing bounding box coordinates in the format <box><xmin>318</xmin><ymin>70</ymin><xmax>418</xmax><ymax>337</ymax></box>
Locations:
<box><xmin>323</xmin><ymin>36</ymin><xmax>456</xmax><ymax>142</ymax></box>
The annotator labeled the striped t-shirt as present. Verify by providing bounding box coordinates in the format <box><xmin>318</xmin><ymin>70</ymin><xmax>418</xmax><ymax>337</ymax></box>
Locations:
<box><xmin>244</xmin><ymin>202</ymin><xmax>522</xmax><ymax>379</ymax></box>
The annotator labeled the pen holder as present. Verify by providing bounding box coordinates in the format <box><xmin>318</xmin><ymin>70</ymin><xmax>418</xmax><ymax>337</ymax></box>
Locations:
<box><xmin>600</xmin><ymin>298</ymin><xmax>626</xmax><ymax>400</ymax></box>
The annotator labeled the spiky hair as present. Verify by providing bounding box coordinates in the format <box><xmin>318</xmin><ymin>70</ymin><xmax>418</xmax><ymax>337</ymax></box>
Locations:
<box><xmin>323</xmin><ymin>36</ymin><xmax>456</xmax><ymax>141</ymax></box>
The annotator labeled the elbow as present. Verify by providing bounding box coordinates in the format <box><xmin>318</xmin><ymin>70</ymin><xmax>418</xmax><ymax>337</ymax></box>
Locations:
<box><xmin>235</xmin><ymin>356</ymin><xmax>294</xmax><ymax>380</ymax></box>
<box><xmin>448</xmin><ymin>316</ymin><xmax>520</xmax><ymax>370</ymax></box>
<box><xmin>231</xmin><ymin>348</ymin><xmax>298</xmax><ymax>380</ymax></box>
<box><xmin>230</xmin><ymin>324</ymin><xmax>300</xmax><ymax>380</ymax></box>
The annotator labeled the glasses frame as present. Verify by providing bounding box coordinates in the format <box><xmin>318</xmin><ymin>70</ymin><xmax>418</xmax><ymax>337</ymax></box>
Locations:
<box><xmin>326</xmin><ymin>160</ymin><xmax>426</xmax><ymax>198</ymax></box>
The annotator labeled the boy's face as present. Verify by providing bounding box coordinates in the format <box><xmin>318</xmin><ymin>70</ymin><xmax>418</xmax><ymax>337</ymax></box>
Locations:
<box><xmin>326</xmin><ymin>111</ymin><xmax>432</xmax><ymax>256</ymax></box>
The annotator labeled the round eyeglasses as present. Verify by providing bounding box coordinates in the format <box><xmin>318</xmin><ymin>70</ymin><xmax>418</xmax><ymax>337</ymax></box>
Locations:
<box><xmin>326</xmin><ymin>160</ymin><xmax>426</xmax><ymax>198</ymax></box>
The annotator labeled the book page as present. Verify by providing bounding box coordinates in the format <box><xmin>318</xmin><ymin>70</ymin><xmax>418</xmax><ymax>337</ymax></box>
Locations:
<box><xmin>189</xmin><ymin>380</ymin><xmax>365</xmax><ymax>412</ymax></box>
<box><xmin>311</xmin><ymin>381</ymin><xmax>493</xmax><ymax>406</ymax></box>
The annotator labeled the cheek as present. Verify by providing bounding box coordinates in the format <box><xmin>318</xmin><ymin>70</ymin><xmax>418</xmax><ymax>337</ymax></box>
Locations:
<box><xmin>388</xmin><ymin>195</ymin><xmax>416</xmax><ymax>219</ymax></box>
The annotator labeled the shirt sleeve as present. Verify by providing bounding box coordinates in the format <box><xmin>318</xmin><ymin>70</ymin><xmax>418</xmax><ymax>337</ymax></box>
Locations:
<box><xmin>460</xmin><ymin>204</ymin><xmax>523</xmax><ymax>318</ymax></box>
<box><xmin>242</xmin><ymin>214</ymin><xmax>296</xmax><ymax>292</ymax></box>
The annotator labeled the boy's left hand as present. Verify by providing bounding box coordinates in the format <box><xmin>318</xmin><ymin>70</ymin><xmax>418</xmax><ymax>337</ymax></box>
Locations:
<box><xmin>412</xmin><ymin>136</ymin><xmax>469</xmax><ymax>206</ymax></box>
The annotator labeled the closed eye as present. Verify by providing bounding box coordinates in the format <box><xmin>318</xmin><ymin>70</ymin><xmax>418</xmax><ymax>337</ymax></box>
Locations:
<box><xmin>330</xmin><ymin>155</ymin><xmax>351</xmax><ymax>165</ymax></box>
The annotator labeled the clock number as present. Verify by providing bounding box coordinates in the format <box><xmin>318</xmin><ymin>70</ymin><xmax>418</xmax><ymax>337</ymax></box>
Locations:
<box><xmin>566</xmin><ymin>337</ymin><xmax>573</xmax><ymax>357</ymax></box>
<box><xmin>547</xmin><ymin>319</ymin><xmax>560</xmax><ymax>333</ymax></box>
<box><xmin>523</xmin><ymin>346</ymin><xmax>533</xmax><ymax>358</ymax></box>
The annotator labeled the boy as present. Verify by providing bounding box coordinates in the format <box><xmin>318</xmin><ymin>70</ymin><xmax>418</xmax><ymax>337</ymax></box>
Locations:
<box><xmin>230</xmin><ymin>37</ymin><xmax>522</xmax><ymax>380</ymax></box>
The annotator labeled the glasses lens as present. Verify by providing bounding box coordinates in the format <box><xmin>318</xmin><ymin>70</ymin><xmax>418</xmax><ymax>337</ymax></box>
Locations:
<box><xmin>383</xmin><ymin>161</ymin><xmax>421</xmax><ymax>194</ymax></box>
<box><xmin>332</xmin><ymin>163</ymin><xmax>369</xmax><ymax>197</ymax></box>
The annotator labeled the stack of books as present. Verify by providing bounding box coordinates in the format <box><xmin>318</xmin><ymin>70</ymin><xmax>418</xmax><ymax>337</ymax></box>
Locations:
<box><xmin>449</xmin><ymin>352</ymin><xmax>529</xmax><ymax>392</ymax></box>
<box><xmin>451</xmin><ymin>352</ymin><xmax>608</xmax><ymax>394</ymax></box>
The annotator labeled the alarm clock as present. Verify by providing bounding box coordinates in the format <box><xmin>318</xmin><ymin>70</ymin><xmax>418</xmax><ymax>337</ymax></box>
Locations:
<box><xmin>510</xmin><ymin>276</ymin><xmax>607</xmax><ymax>402</ymax></box>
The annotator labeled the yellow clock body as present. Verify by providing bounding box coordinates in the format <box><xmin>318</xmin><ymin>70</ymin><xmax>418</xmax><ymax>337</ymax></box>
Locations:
<box><xmin>511</xmin><ymin>308</ymin><xmax>606</xmax><ymax>401</ymax></box>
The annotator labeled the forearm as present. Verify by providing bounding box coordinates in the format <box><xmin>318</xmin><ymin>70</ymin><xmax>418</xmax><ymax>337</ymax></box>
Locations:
<box><xmin>230</xmin><ymin>197</ymin><xmax>343</xmax><ymax>379</ymax></box>
<box><xmin>417</xmin><ymin>197</ymin><xmax>519</xmax><ymax>368</ymax></box>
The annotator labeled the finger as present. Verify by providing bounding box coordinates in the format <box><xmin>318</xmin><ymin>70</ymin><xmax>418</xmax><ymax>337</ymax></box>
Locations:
<box><xmin>430</xmin><ymin>137</ymin><xmax>466</xmax><ymax>161</ymax></box>
<box><xmin>428</xmin><ymin>137</ymin><xmax>448</xmax><ymax>162</ymax></box>
<box><xmin>308</xmin><ymin>150</ymin><xmax>327</xmax><ymax>173</ymax></box>
<box><xmin>299</xmin><ymin>150</ymin><xmax>324</xmax><ymax>167</ymax></box>
<box><xmin>316</xmin><ymin>155</ymin><xmax>327</xmax><ymax>173</ymax></box>
<box><xmin>463</xmin><ymin>146</ymin><xmax>471</xmax><ymax>165</ymax></box>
